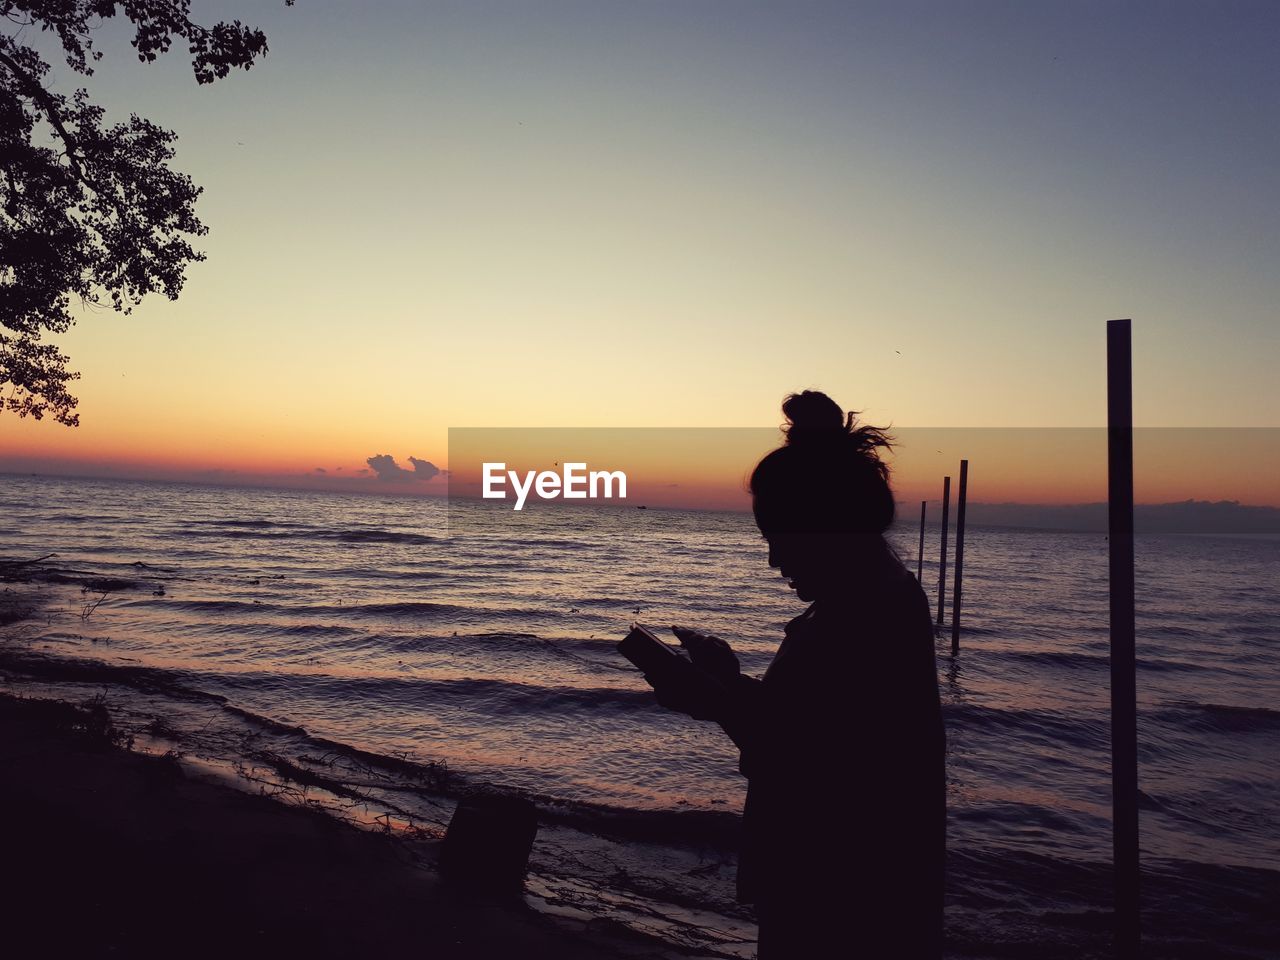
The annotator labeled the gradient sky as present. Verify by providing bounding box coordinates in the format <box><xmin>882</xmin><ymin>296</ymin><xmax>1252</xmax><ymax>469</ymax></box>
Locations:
<box><xmin>2</xmin><ymin>1</ymin><xmax>1277</xmax><ymax>501</ymax></box>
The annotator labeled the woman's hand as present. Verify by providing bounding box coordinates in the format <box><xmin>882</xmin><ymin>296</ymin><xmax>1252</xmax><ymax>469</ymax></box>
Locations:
<box><xmin>644</xmin><ymin>667</ymin><xmax>721</xmax><ymax>720</ymax></box>
<box><xmin>671</xmin><ymin>626</ymin><xmax>740</xmax><ymax>687</ymax></box>
<box><xmin>642</xmin><ymin>628</ymin><xmax>741</xmax><ymax>720</ymax></box>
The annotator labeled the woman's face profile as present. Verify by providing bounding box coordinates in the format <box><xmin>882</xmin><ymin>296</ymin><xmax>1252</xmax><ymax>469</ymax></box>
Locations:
<box><xmin>761</xmin><ymin>529</ymin><xmax>842</xmax><ymax>602</ymax></box>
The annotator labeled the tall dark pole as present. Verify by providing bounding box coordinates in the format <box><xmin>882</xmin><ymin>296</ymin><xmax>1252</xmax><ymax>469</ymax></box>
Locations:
<box><xmin>951</xmin><ymin>460</ymin><xmax>969</xmax><ymax>655</ymax></box>
<box><xmin>1108</xmin><ymin>319</ymin><xmax>1139</xmax><ymax>957</ymax></box>
<box><xmin>917</xmin><ymin>500</ymin><xmax>927</xmax><ymax>582</ymax></box>
<box><xmin>936</xmin><ymin>476</ymin><xmax>951</xmax><ymax>627</ymax></box>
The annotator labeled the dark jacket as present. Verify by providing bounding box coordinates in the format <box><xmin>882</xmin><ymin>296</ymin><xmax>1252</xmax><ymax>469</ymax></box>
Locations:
<box><xmin>719</xmin><ymin>558</ymin><xmax>945</xmax><ymax>954</ymax></box>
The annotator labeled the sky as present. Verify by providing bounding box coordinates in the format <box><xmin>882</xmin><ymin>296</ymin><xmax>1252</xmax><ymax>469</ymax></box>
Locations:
<box><xmin>2</xmin><ymin>1</ymin><xmax>1278</xmax><ymax>504</ymax></box>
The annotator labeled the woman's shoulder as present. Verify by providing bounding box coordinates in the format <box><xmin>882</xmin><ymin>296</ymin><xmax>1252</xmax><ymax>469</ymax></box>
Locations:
<box><xmin>813</xmin><ymin>563</ymin><xmax>933</xmax><ymax>645</ymax></box>
<box><xmin>833</xmin><ymin>556</ymin><xmax>927</xmax><ymax>611</ymax></box>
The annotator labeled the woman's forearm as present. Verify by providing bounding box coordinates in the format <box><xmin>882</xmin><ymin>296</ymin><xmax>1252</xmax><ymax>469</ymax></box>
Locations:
<box><xmin>717</xmin><ymin>673</ymin><xmax>766</xmax><ymax>752</ymax></box>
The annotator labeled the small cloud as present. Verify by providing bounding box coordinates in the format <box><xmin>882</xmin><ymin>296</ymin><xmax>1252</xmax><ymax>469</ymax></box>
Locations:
<box><xmin>366</xmin><ymin>454</ymin><xmax>444</xmax><ymax>483</ymax></box>
<box><xmin>367</xmin><ymin>454</ymin><xmax>412</xmax><ymax>482</ymax></box>
<box><xmin>357</xmin><ymin>468</ymin><xmax>370</xmax><ymax>476</ymax></box>
<box><xmin>408</xmin><ymin>457</ymin><xmax>443</xmax><ymax>482</ymax></box>
<box><xmin>313</xmin><ymin>467</ymin><xmax>327</xmax><ymax>474</ymax></box>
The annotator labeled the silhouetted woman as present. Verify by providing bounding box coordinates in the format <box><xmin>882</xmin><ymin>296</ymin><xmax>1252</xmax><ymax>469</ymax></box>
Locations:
<box><xmin>647</xmin><ymin>390</ymin><xmax>945</xmax><ymax>958</ymax></box>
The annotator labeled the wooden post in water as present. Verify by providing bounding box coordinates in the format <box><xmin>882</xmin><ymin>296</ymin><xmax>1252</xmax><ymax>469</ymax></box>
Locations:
<box><xmin>951</xmin><ymin>460</ymin><xmax>969</xmax><ymax>655</ymax></box>
<box><xmin>917</xmin><ymin>500</ymin><xmax>927</xmax><ymax>582</ymax></box>
<box><xmin>1107</xmin><ymin>318</ymin><xmax>1139</xmax><ymax>957</ymax></box>
<box><xmin>936</xmin><ymin>476</ymin><xmax>951</xmax><ymax>626</ymax></box>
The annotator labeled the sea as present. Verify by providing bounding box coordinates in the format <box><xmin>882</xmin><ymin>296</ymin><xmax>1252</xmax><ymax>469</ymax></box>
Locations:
<box><xmin>1</xmin><ymin>474</ymin><xmax>1276</xmax><ymax>958</ymax></box>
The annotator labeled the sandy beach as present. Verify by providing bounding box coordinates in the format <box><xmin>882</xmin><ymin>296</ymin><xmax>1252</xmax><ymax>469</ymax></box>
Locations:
<box><xmin>0</xmin><ymin>583</ymin><xmax>698</xmax><ymax>960</ymax></box>
<box><xmin>0</xmin><ymin>691</ymin><xmax>695</xmax><ymax>959</ymax></box>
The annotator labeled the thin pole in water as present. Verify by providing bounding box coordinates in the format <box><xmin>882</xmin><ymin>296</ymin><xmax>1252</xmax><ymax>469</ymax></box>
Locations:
<box><xmin>951</xmin><ymin>460</ymin><xmax>969</xmax><ymax>655</ymax></box>
<box><xmin>1107</xmin><ymin>318</ymin><xmax>1140</xmax><ymax>957</ymax></box>
<box><xmin>917</xmin><ymin>500</ymin><xmax>927</xmax><ymax>582</ymax></box>
<box><xmin>936</xmin><ymin>476</ymin><xmax>951</xmax><ymax>627</ymax></box>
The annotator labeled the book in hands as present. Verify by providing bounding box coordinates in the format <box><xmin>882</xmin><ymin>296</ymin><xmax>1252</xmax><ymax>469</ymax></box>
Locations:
<box><xmin>618</xmin><ymin>624</ymin><xmax>728</xmax><ymax>720</ymax></box>
<box><xmin>617</xmin><ymin>623</ymin><xmax>685</xmax><ymax>680</ymax></box>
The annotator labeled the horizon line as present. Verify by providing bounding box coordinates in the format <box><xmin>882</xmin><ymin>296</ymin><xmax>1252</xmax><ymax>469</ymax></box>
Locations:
<box><xmin>4</xmin><ymin>469</ymin><xmax>1279</xmax><ymax>515</ymax></box>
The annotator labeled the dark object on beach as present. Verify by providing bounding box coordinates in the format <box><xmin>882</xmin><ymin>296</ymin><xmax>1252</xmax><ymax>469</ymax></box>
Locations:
<box><xmin>441</xmin><ymin>794</ymin><xmax>538</xmax><ymax>896</ymax></box>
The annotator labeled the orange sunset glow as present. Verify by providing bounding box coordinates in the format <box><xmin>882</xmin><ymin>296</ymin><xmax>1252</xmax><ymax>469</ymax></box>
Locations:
<box><xmin>444</xmin><ymin>428</ymin><xmax>1280</xmax><ymax>513</ymax></box>
<box><xmin>2</xmin><ymin>4</ymin><xmax>1277</xmax><ymax>503</ymax></box>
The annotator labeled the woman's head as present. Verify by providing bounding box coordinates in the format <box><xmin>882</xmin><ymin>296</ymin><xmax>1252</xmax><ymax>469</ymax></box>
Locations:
<box><xmin>750</xmin><ymin>390</ymin><xmax>895</xmax><ymax>599</ymax></box>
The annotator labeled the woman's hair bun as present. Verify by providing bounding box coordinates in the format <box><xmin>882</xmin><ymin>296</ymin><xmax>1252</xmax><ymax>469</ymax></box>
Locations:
<box><xmin>752</xmin><ymin>389</ymin><xmax>897</xmax><ymax>533</ymax></box>
<box><xmin>782</xmin><ymin>390</ymin><xmax>853</xmax><ymax>444</ymax></box>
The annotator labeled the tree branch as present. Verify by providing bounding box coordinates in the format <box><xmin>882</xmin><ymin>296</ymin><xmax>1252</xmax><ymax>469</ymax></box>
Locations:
<box><xmin>0</xmin><ymin>46</ymin><xmax>105</xmax><ymax>197</ymax></box>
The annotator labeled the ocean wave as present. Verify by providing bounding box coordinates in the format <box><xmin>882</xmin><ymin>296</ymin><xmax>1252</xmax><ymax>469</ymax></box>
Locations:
<box><xmin>366</xmin><ymin>569</ymin><xmax>450</xmax><ymax>581</ymax></box>
<box><xmin>387</xmin><ymin>629</ymin><xmax>569</xmax><ymax>650</ymax></box>
<box><xmin>567</xmin><ymin>596</ymin><xmax>650</xmax><ymax>608</ymax></box>
<box><xmin>178</xmin><ymin>527</ymin><xmax>299</xmax><ymax>540</ymax></box>
<box><xmin>37</xmin><ymin>513</ymin><xmax>124</xmax><ymax>524</ymax></box>
<box><xmin>192</xmin><ymin>518</ymin><xmax>309</xmax><ymax>529</ymax></box>
<box><xmin>322</xmin><ymin>600</ymin><xmax>480</xmax><ymax>618</ymax></box>
<box><xmin>210</xmin><ymin>670</ymin><xmax>655</xmax><ymax>714</ymax></box>
<box><xmin>144</xmin><ymin>598</ymin><xmax>283</xmax><ymax>614</ymax></box>
<box><xmin>124</xmin><ymin>597</ymin><xmax>592</xmax><ymax>629</ymax></box>
<box><xmin>992</xmin><ymin>648</ymin><xmax>1109</xmax><ymax>668</ymax></box>
<box><xmin>281</xmin><ymin>622</ymin><xmax>364</xmax><ymax>637</ymax></box>
<box><xmin>1153</xmin><ymin>701</ymin><xmax>1280</xmax><ymax>734</ymax></box>
<box><xmin>467</xmin><ymin>537</ymin><xmax>591</xmax><ymax>550</ymax></box>
<box><xmin>986</xmin><ymin>649</ymin><xmax>1213</xmax><ymax>675</ymax></box>
<box><xmin>176</xmin><ymin>524</ymin><xmax>437</xmax><ymax>546</ymax></box>
<box><xmin>147</xmin><ymin>598</ymin><xmax>469</xmax><ymax>619</ymax></box>
<box><xmin>0</xmin><ymin>648</ymin><xmax>224</xmax><ymax>705</ymax></box>
<box><xmin>319</xmin><ymin>530</ymin><xmax>436</xmax><ymax>545</ymax></box>
<box><xmin>31</xmin><ymin>570</ymin><xmax>148</xmax><ymax>591</ymax></box>
<box><xmin>944</xmin><ymin>702</ymin><xmax>1107</xmax><ymax>745</ymax></box>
